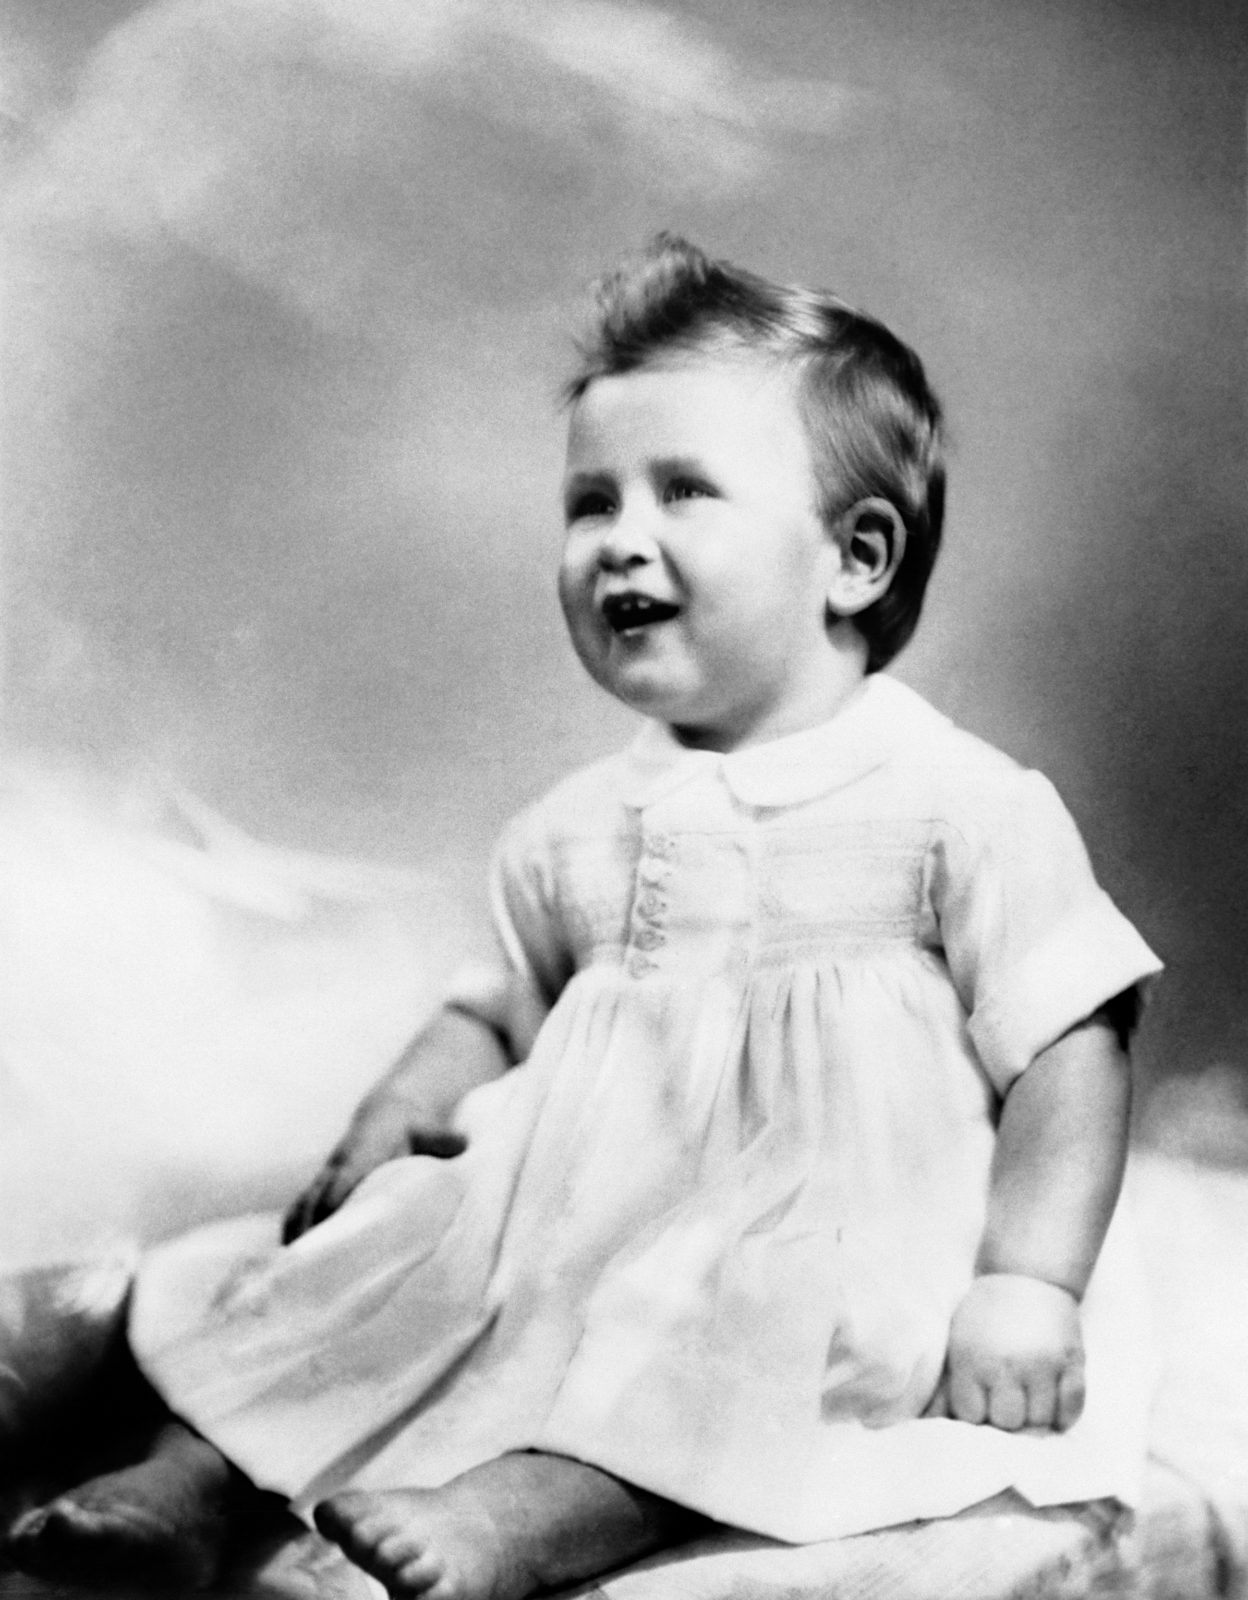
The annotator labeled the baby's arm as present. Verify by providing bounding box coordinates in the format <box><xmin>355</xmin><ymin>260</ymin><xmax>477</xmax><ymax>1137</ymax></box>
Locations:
<box><xmin>929</xmin><ymin>1003</ymin><xmax>1131</xmax><ymax>1431</ymax></box>
<box><xmin>282</xmin><ymin>1004</ymin><xmax>511</xmax><ymax>1242</ymax></box>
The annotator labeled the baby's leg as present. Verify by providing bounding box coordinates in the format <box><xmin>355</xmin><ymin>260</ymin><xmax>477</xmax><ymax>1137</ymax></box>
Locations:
<box><xmin>314</xmin><ymin>1451</ymin><xmax>700</xmax><ymax>1600</ymax></box>
<box><xmin>6</xmin><ymin>1417</ymin><xmax>239</xmax><ymax>1585</ymax></box>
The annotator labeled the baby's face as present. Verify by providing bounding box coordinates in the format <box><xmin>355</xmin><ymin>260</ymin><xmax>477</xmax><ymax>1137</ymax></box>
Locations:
<box><xmin>559</xmin><ymin>357</ymin><xmax>842</xmax><ymax>751</ymax></box>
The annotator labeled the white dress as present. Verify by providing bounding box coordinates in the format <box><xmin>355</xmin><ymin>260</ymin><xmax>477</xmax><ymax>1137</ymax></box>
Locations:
<box><xmin>130</xmin><ymin>677</ymin><xmax>1162</xmax><ymax>1542</ymax></box>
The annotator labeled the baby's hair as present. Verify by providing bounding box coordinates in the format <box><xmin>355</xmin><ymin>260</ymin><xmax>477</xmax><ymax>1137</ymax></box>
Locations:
<box><xmin>565</xmin><ymin>234</ymin><xmax>945</xmax><ymax>672</ymax></box>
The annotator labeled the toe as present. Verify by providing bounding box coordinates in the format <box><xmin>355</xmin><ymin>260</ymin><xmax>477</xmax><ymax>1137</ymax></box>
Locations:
<box><xmin>314</xmin><ymin>1508</ymin><xmax>393</xmax><ymax>1576</ymax></box>
<box><xmin>376</xmin><ymin>1529</ymin><xmax>427</xmax><ymax>1567</ymax></box>
<box><xmin>11</xmin><ymin>1501</ymin><xmax>85</xmax><ymax>1561</ymax></box>
<box><xmin>4</xmin><ymin>1507</ymin><xmax>51</xmax><ymax>1571</ymax></box>
<box><xmin>313</xmin><ymin>1493</ymin><xmax>362</xmax><ymax>1543</ymax></box>
<box><xmin>5</xmin><ymin>1503</ymin><xmax>90</xmax><ymax>1579</ymax></box>
<box><xmin>318</xmin><ymin>1494</ymin><xmax>429</xmax><ymax>1565</ymax></box>
<box><xmin>394</xmin><ymin>1554</ymin><xmax>446</xmax><ymax>1597</ymax></box>
<box><xmin>6</xmin><ymin>1506</ymin><xmax>49</xmax><ymax>1548</ymax></box>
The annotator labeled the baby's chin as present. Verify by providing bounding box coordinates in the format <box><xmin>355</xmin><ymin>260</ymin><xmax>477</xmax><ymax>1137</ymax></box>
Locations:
<box><xmin>564</xmin><ymin>632</ymin><xmax>727</xmax><ymax>735</ymax></box>
<box><xmin>594</xmin><ymin>677</ymin><xmax>707</xmax><ymax>732</ymax></box>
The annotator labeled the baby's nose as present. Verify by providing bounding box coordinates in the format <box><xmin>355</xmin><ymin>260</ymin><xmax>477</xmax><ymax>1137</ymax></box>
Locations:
<box><xmin>597</xmin><ymin>505</ymin><xmax>660</xmax><ymax>569</ymax></box>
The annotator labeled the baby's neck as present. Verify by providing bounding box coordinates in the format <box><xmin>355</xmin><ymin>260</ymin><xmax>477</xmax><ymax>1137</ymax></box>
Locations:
<box><xmin>671</xmin><ymin>657</ymin><xmax>871</xmax><ymax>754</ymax></box>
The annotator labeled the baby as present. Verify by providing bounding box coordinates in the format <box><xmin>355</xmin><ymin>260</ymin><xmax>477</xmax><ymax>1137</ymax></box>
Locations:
<box><xmin>7</xmin><ymin>235</ymin><xmax>1160</xmax><ymax>1600</ymax></box>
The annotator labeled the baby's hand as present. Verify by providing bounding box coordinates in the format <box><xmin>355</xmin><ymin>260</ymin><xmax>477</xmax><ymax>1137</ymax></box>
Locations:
<box><xmin>924</xmin><ymin>1273</ymin><xmax>1086</xmax><ymax>1432</ymax></box>
<box><xmin>282</xmin><ymin>1094</ymin><xmax>465</xmax><ymax>1244</ymax></box>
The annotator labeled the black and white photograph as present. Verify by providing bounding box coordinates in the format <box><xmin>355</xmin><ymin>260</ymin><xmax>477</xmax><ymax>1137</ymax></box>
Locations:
<box><xmin>0</xmin><ymin>3</ymin><xmax>1244</xmax><ymax>1597</ymax></box>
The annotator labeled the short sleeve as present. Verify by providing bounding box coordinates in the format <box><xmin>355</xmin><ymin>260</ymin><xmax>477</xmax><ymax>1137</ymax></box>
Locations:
<box><xmin>442</xmin><ymin>808</ymin><xmax>574</xmax><ymax>1062</ymax></box>
<box><xmin>930</xmin><ymin>770</ymin><xmax>1162</xmax><ymax>1093</ymax></box>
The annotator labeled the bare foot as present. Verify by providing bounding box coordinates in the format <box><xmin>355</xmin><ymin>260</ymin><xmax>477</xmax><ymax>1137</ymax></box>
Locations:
<box><xmin>314</xmin><ymin>1451</ymin><xmax>696</xmax><ymax>1600</ymax></box>
<box><xmin>5</xmin><ymin>1422</ymin><xmax>238</xmax><ymax>1587</ymax></box>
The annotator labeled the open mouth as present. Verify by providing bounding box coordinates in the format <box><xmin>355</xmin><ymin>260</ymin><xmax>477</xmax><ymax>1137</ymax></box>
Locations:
<box><xmin>601</xmin><ymin>593</ymin><xmax>681</xmax><ymax>634</ymax></box>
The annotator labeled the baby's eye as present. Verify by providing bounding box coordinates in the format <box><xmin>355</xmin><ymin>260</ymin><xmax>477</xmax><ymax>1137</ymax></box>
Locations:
<box><xmin>565</xmin><ymin>489</ymin><xmax>615</xmax><ymax>522</ymax></box>
<box><xmin>664</xmin><ymin>477</ymin><xmax>714</xmax><ymax>503</ymax></box>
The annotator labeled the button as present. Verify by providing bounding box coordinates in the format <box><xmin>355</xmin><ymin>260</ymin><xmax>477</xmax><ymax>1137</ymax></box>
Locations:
<box><xmin>636</xmin><ymin>891</ymin><xmax>666</xmax><ymax>917</ymax></box>
<box><xmin>628</xmin><ymin>953</ymin><xmax>657</xmax><ymax>978</ymax></box>
<box><xmin>644</xmin><ymin>833</ymin><xmax>676</xmax><ymax>859</ymax></box>
<box><xmin>634</xmin><ymin>927</ymin><xmax>665</xmax><ymax>951</ymax></box>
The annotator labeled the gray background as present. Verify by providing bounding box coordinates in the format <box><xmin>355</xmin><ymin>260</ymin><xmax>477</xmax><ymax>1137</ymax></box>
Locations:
<box><xmin>3</xmin><ymin>0</ymin><xmax>1245</xmax><ymax>1100</ymax></box>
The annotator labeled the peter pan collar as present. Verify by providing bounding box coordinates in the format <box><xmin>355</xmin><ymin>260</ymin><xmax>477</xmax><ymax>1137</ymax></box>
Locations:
<box><xmin>619</xmin><ymin>675</ymin><xmax>947</xmax><ymax>809</ymax></box>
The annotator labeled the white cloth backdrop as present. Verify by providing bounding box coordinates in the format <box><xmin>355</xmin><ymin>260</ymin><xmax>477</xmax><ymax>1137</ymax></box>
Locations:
<box><xmin>0</xmin><ymin>765</ymin><xmax>469</xmax><ymax>1267</ymax></box>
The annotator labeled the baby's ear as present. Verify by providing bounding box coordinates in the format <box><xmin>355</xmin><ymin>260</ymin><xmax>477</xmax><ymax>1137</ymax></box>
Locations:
<box><xmin>826</xmin><ymin>498</ymin><xmax>906</xmax><ymax>617</ymax></box>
